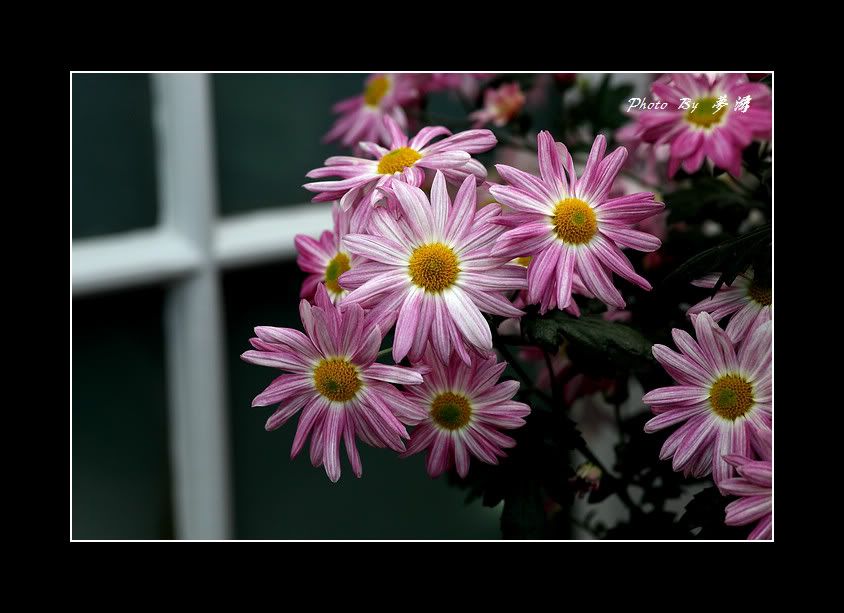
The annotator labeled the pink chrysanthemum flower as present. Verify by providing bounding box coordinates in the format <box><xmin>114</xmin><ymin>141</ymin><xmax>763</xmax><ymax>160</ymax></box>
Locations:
<box><xmin>305</xmin><ymin>115</ymin><xmax>496</xmax><ymax>211</ymax></box>
<box><xmin>400</xmin><ymin>350</ymin><xmax>531</xmax><ymax>477</ymax></box>
<box><xmin>721</xmin><ymin>427</ymin><xmax>772</xmax><ymax>540</ymax></box>
<box><xmin>294</xmin><ymin>203</ymin><xmax>372</xmax><ymax>303</ymax></box>
<box><xmin>636</xmin><ymin>73</ymin><xmax>772</xmax><ymax>177</ymax></box>
<box><xmin>490</xmin><ymin>132</ymin><xmax>664</xmax><ymax>313</ymax></box>
<box><xmin>323</xmin><ymin>73</ymin><xmax>419</xmax><ymax>148</ymax></box>
<box><xmin>340</xmin><ymin>172</ymin><xmax>526</xmax><ymax>365</ymax></box>
<box><xmin>469</xmin><ymin>82</ymin><xmax>526</xmax><ymax>128</ymax></box>
<box><xmin>687</xmin><ymin>269</ymin><xmax>772</xmax><ymax>342</ymax></box>
<box><xmin>241</xmin><ymin>285</ymin><xmax>424</xmax><ymax>482</ymax></box>
<box><xmin>643</xmin><ymin>312</ymin><xmax>772</xmax><ymax>485</ymax></box>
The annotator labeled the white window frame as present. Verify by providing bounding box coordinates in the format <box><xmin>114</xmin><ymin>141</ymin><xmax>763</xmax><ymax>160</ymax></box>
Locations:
<box><xmin>71</xmin><ymin>73</ymin><xmax>332</xmax><ymax>539</ymax></box>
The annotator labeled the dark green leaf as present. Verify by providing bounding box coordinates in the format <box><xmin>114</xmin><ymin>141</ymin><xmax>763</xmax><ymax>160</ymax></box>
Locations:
<box><xmin>664</xmin><ymin>177</ymin><xmax>749</xmax><ymax>225</ymax></box>
<box><xmin>522</xmin><ymin>309</ymin><xmax>655</xmax><ymax>376</ymax></box>
<box><xmin>662</xmin><ymin>224</ymin><xmax>771</xmax><ymax>292</ymax></box>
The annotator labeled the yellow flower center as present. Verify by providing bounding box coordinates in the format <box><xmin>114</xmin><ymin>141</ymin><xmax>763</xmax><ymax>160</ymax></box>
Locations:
<box><xmin>408</xmin><ymin>243</ymin><xmax>460</xmax><ymax>293</ymax></box>
<box><xmin>514</xmin><ymin>256</ymin><xmax>533</xmax><ymax>267</ymax></box>
<box><xmin>364</xmin><ymin>76</ymin><xmax>390</xmax><ymax>107</ymax></box>
<box><xmin>431</xmin><ymin>392</ymin><xmax>472</xmax><ymax>430</ymax></box>
<box><xmin>552</xmin><ymin>198</ymin><xmax>597</xmax><ymax>245</ymax></box>
<box><xmin>748</xmin><ymin>282</ymin><xmax>772</xmax><ymax>306</ymax></box>
<box><xmin>686</xmin><ymin>96</ymin><xmax>728</xmax><ymax>129</ymax></box>
<box><xmin>709</xmin><ymin>374</ymin><xmax>755</xmax><ymax>420</ymax></box>
<box><xmin>377</xmin><ymin>147</ymin><xmax>422</xmax><ymax>175</ymax></box>
<box><xmin>313</xmin><ymin>358</ymin><xmax>361</xmax><ymax>403</ymax></box>
<box><xmin>324</xmin><ymin>252</ymin><xmax>351</xmax><ymax>295</ymax></box>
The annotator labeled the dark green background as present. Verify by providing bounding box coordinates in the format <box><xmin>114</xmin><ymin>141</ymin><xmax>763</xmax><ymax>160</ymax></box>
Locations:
<box><xmin>72</xmin><ymin>74</ymin><xmax>160</xmax><ymax>239</ymax></box>
<box><xmin>72</xmin><ymin>74</ymin><xmax>500</xmax><ymax>539</ymax></box>
<box><xmin>213</xmin><ymin>74</ymin><xmax>363</xmax><ymax>216</ymax></box>
<box><xmin>72</xmin><ymin>287</ymin><xmax>173</xmax><ymax>539</ymax></box>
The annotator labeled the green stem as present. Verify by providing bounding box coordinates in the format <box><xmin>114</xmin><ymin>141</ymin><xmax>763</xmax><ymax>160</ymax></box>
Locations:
<box><xmin>491</xmin><ymin>329</ymin><xmax>553</xmax><ymax>406</ymax></box>
<box><xmin>543</xmin><ymin>350</ymin><xmax>560</xmax><ymax>406</ymax></box>
<box><xmin>614</xmin><ymin>402</ymin><xmax>623</xmax><ymax>443</ymax></box>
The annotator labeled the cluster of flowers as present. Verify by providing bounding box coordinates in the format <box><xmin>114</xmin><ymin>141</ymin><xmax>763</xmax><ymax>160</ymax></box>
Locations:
<box><xmin>629</xmin><ymin>74</ymin><xmax>773</xmax><ymax>539</ymax></box>
<box><xmin>244</xmin><ymin>109</ymin><xmax>665</xmax><ymax>483</ymax></box>
<box><xmin>323</xmin><ymin>73</ymin><xmax>530</xmax><ymax>149</ymax></box>
<box><xmin>243</xmin><ymin>73</ymin><xmax>771</xmax><ymax>540</ymax></box>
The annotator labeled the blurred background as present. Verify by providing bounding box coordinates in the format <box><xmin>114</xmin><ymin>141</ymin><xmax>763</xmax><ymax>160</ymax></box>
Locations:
<box><xmin>72</xmin><ymin>73</ymin><xmax>654</xmax><ymax>540</ymax></box>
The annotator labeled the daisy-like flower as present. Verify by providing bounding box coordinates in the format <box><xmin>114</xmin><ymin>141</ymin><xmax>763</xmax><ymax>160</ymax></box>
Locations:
<box><xmin>721</xmin><ymin>427</ymin><xmax>772</xmax><ymax>540</ymax></box>
<box><xmin>400</xmin><ymin>350</ymin><xmax>531</xmax><ymax>477</ymax></box>
<box><xmin>636</xmin><ymin>73</ymin><xmax>772</xmax><ymax>177</ymax></box>
<box><xmin>687</xmin><ymin>269</ymin><xmax>772</xmax><ymax>342</ymax></box>
<box><xmin>241</xmin><ymin>284</ymin><xmax>424</xmax><ymax>482</ymax></box>
<box><xmin>490</xmin><ymin>132</ymin><xmax>664</xmax><ymax>313</ymax></box>
<box><xmin>323</xmin><ymin>73</ymin><xmax>419</xmax><ymax>148</ymax></box>
<box><xmin>340</xmin><ymin>172</ymin><xmax>527</xmax><ymax>365</ymax></box>
<box><xmin>643</xmin><ymin>312</ymin><xmax>772</xmax><ymax>485</ymax></box>
<box><xmin>294</xmin><ymin>203</ymin><xmax>372</xmax><ymax>303</ymax></box>
<box><xmin>305</xmin><ymin>115</ymin><xmax>496</xmax><ymax>211</ymax></box>
<box><xmin>469</xmin><ymin>82</ymin><xmax>526</xmax><ymax>128</ymax></box>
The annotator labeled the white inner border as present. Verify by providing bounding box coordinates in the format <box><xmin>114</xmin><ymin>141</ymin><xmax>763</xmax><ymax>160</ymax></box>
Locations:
<box><xmin>71</xmin><ymin>71</ymin><xmax>771</xmax><ymax>542</ymax></box>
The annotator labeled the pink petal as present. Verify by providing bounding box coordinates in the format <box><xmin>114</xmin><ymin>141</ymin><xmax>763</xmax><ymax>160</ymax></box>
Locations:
<box><xmin>252</xmin><ymin>374</ymin><xmax>313</xmax><ymax>407</ymax></box>
<box><xmin>575</xmin><ymin>247</ymin><xmax>625</xmax><ymax>308</ymax></box>
<box><xmin>364</xmin><ymin>363</ymin><xmax>424</xmax><ymax>386</ymax></box>
<box><xmin>555</xmin><ymin>244</ymin><xmax>576</xmax><ymax>309</ymax></box>
<box><xmin>445</xmin><ymin>175</ymin><xmax>479</xmax><ymax>243</ymax></box>
<box><xmin>443</xmin><ymin>286</ymin><xmax>493</xmax><ymax>351</ymax></box>
<box><xmin>643</xmin><ymin>385</ymin><xmax>709</xmax><ymax>407</ymax></box>
<box><xmin>643</xmin><ymin>402</ymin><xmax>709</xmax><ymax>433</ymax></box>
<box><xmin>392</xmin><ymin>289</ymin><xmax>423</xmax><ymax>362</ymax></box>
<box><xmin>652</xmin><ymin>344</ymin><xmax>712</xmax><ymax>387</ymax></box>
<box><xmin>600</xmin><ymin>225</ymin><xmax>662</xmax><ymax>252</ymax></box>
<box><xmin>725</xmin><ymin>495</ymin><xmax>771</xmax><ymax>526</ymax></box>
<box><xmin>343</xmin><ymin>418</ymin><xmax>363</xmax><ymax>478</ymax></box>
<box><xmin>537</xmin><ymin>130</ymin><xmax>567</xmax><ymax>198</ymax></box>
<box><xmin>264</xmin><ymin>393</ymin><xmax>313</xmax><ymax>431</ymax></box>
<box><xmin>429</xmin><ymin>170</ymin><xmax>449</xmax><ymax>238</ymax></box>
<box><xmin>409</xmin><ymin>126</ymin><xmax>452</xmax><ymax>150</ymax></box>
<box><xmin>290</xmin><ymin>396</ymin><xmax>329</xmax><ymax>459</ymax></box>
<box><xmin>343</xmin><ymin>233</ymin><xmax>409</xmax><ymax>266</ymax></box>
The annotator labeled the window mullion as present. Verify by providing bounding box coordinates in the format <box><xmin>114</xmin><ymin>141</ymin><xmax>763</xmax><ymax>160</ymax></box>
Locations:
<box><xmin>152</xmin><ymin>73</ymin><xmax>232</xmax><ymax>540</ymax></box>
